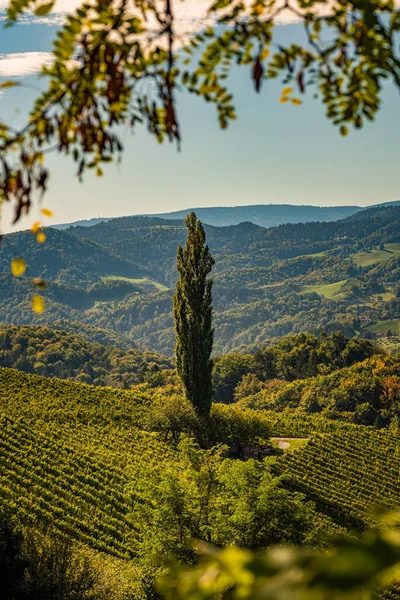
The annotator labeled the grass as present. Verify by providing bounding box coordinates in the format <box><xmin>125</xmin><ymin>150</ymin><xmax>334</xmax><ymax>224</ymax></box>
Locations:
<box><xmin>385</xmin><ymin>243</ymin><xmax>400</xmax><ymax>253</ymax></box>
<box><xmin>299</xmin><ymin>280</ymin><xmax>347</xmax><ymax>298</ymax></box>
<box><xmin>292</xmin><ymin>251</ymin><xmax>327</xmax><ymax>260</ymax></box>
<box><xmin>271</xmin><ymin>437</ymin><xmax>309</xmax><ymax>452</ymax></box>
<box><xmin>102</xmin><ymin>275</ymin><xmax>169</xmax><ymax>292</ymax></box>
<box><xmin>370</xmin><ymin>292</ymin><xmax>396</xmax><ymax>303</ymax></box>
<box><xmin>285</xmin><ymin>438</ymin><xmax>309</xmax><ymax>452</ymax></box>
<box><xmin>351</xmin><ymin>244</ymin><xmax>400</xmax><ymax>267</ymax></box>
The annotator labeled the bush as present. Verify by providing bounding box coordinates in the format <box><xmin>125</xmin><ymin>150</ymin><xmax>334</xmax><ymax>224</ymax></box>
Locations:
<box><xmin>0</xmin><ymin>517</ymin><xmax>111</xmax><ymax>600</ymax></box>
<box><xmin>210</xmin><ymin>404</ymin><xmax>270</xmax><ymax>447</ymax></box>
<box><xmin>145</xmin><ymin>394</ymin><xmax>200</xmax><ymax>443</ymax></box>
<box><xmin>353</xmin><ymin>403</ymin><xmax>378</xmax><ymax>426</ymax></box>
<box><xmin>233</xmin><ymin>374</ymin><xmax>264</xmax><ymax>402</ymax></box>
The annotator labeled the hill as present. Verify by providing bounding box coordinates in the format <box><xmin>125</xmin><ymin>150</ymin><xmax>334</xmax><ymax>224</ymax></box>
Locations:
<box><xmin>0</xmin><ymin>328</ymin><xmax>378</xmax><ymax>398</ymax></box>
<box><xmin>0</xmin><ymin>205</ymin><xmax>399</xmax><ymax>355</ymax></box>
<box><xmin>51</xmin><ymin>200</ymin><xmax>400</xmax><ymax>230</ymax></box>
<box><xmin>1</xmin><ymin>365</ymin><xmax>400</xmax><ymax>597</ymax></box>
<box><xmin>0</xmin><ymin>228</ymin><xmax>142</xmax><ymax>286</ymax></box>
<box><xmin>275</xmin><ymin>423</ymin><xmax>400</xmax><ymax>531</ymax></box>
<box><xmin>238</xmin><ymin>353</ymin><xmax>400</xmax><ymax>428</ymax></box>
<box><xmin>0</xmin><ymin>325</ymin><xmax>173</xmax><ymax>387</ymax></box>
<box><xmin>147</xmin><ymin>204</ymin><xmax>362</xmax><ymax>228</ymax></box>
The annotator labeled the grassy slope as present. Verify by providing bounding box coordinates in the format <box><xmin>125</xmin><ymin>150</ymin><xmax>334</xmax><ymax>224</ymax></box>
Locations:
<box><xmin>299</xmin><ymin>280</ymin><xmax>347</xmax><ymax>298</ymax></box>
<box><xmin>351</xmin><ymin>244</ymin><xmax>400</xmax><ymax>267</ymax></box>
<box><xmin>102</xmin><ymin>275</ymin><xmax>170</xmax><ymax>292</ymax></box>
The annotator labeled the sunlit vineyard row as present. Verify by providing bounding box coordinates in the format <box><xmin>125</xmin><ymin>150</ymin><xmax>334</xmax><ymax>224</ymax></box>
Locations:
<box><xmin>278</xmin><ymin>426</ymin><xmax>400</xmax><ymax>530</ymax></box>
<box><xmin>0</xmin><ymin>415</ymin><xmax>180</xmax><ymax>559</ymax></box>
<box><xmin>0</xmin><ymin>366</ymin><xmax>152</xmax><ymax>426</ymax></box>
<box><xmin>263</xmin><ymin>410</ymin><xmax>358</xmax><ymax>437</ymax></box>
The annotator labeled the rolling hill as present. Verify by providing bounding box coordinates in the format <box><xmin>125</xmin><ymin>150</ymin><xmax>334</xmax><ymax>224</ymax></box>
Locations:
<box><xmin>52</xmin><ymin>200</ymin><xmax>400</xmax><ymax>230</ymax></box>
<box><xmin>1</xmin><ymin>364</ymin><xmax>400</xmax><ymax>597</ymax></box>
<box><xmin>0</xmin><ymin>205</ymin><xmax>398</xmax><ymax>356</ymax></box>
<box><xmin>0</xmin><ymin>324</ymin><xmax>173</xmax><ymax>387</ymax></box>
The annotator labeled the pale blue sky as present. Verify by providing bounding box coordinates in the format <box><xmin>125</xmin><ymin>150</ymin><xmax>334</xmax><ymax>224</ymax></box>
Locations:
<box><xmin>0</xmin><ymin>8</ymin><xmax>399</xmax><ymax>232</ymax></box>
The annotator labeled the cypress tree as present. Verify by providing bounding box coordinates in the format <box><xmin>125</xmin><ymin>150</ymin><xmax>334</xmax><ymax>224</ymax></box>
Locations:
<box><xmin>173</xmin><ymin>212</ymin><xmax>215</xmax><ymax>416</ymax></box>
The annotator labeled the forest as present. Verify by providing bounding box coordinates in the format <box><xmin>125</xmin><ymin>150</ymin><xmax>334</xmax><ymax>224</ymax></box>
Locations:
<box><xmin>0</xmin><ymin>204</ymin><xmax>398</xmax><ymax>357</ymax></box>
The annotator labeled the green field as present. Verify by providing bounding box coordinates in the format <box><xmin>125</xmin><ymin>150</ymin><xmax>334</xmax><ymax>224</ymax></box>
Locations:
<box><xmin>352</xmin><ymin>244</ymin><xmax>400</xmax><ymax>267</ymax></box>
<box><xmin>102</xmin><ymin>275</ymin><xmax>169</xmax><ymax>291</ymax></box>
<box><xmin>371</xmin><ymin>291</ymin><xmax>396</xmax><ymax>303</ymax></box>
<box><xmin>271</xmin><ymin>437</ymin><xmax>309</xmax><ymax>452</ymax></box>
<box><xmin>293</xmin><ymin>250</ymin><xmax>327</xmax><ymax>260</ymax></box>
<box><xmin>299</xmin><ymin>279</ymin><xmax>347</xmax><ymax>298</ymax></box>
<box><xmin>385</xmin><ymin>243</ymin><xmax>400</xmax><ymax>253</ymax></box>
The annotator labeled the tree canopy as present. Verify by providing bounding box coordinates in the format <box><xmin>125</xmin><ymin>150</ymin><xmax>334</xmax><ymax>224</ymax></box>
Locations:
<box><xmin>173</xmin><ymin>212</ymin><xmax>215</xmax><ymax>416</ymax></box>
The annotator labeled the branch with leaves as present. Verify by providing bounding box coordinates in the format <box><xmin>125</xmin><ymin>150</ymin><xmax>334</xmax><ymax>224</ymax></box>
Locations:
<box><xmin>158</xmin><ymin>512</ymin><xmax>400</xmax><ymax>600</ymax></box>
<box><xmin>1</xmin><ymin>0</ymin><xmax>400</xmax><ymax>225</ymax></box>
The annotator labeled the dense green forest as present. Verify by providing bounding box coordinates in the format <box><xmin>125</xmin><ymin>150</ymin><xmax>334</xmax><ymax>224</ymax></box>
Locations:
<box><xmin>54</xmin><ymin>202</ymin><xmax>370</xmax><ymax>230</ymax></box>
<box><xmin>0</xmin><ymin>326</ymin><xmax>377</xmax><ymax>397</ymax></box>
<box><xmin>0</xmin><ymin>205</ymin><xmax>399</xmax><ymax>356</ymax></box>
<box><xmin>0</xmin><ymin>325</ymin><xmax>172</xmax><ymax>387</ymax></box>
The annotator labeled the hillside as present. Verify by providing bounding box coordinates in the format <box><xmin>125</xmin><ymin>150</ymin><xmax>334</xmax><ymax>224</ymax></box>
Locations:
<box><xmin>147</xmin><ymin>204</ymin><xmax>362</xmax><ymax>228</ymax></box>
<box><xmin>1</xmin><ymin>366</ymin><xmax>400</xmax><ymax>597</ymax></box>
<box><xmin>0</xmin><ymin>328</ymin><xmax>377</xmax><ymax>397</ymax></box>
<box><xmin>0</xmin><ymin>325</ymin><xmax>173</xmax><ymax>387</ymax></box>
<box><xmin>238</xmin><ymin>353</ymin><xmax>400</xmax><ymax>428</ymax></box>
<box><xmin>52</xmin><ymin>200</ymin><xmax>400</xmax><ymax>230</ymax></box>
<box><xmin>0</xmin><ymin>228</ymin><xmax>142</xmax><ymax>286</ymax></box>
<box><xmin>276</xmin><ymin>424</ymin><xmax>400</xmax><ymax>531</ymax></box>
<box><xmin>0</xmin><ymin>205</ymin><xmax>399</xmax><ymax>355</ymax></box>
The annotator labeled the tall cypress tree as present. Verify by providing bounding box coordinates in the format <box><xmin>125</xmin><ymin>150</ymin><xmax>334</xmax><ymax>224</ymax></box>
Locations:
<box><xmin>173</xmin><ymin>212</ymin><xmax>215</xmax><ymax>416</ymax></box>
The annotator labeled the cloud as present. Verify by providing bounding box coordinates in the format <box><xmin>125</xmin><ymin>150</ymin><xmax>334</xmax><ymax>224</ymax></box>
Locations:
<box><xmin>0</xmin><ymin>51</ymin><xmax>53</xmax><ymax>76</ymax></box>
<box><xmin>1</xmin><ymin>0</ymin><xmax>400</xmax><ymax>77</ymax></box>
<box><xmin>0</xmin><ymin>0</ymin><xmax>332</xmax><ymax>28</ymax></box>
<box><xmin>1</xmin><ymin>0</ymin><xmax>400</xmax><ymax>30</ymax></box>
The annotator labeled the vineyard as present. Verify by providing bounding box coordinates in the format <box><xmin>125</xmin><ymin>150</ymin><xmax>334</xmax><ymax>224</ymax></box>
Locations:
<box><xmin>0</xmin><ymin>415</ymin><xmax>181</xmax><ymax>556</ymax></box>
<box><xmin>1</xmin><ymin>364</ymin><xmax>400</xmax><ymax>597</ymax></box>
<box><xmin>368</xmin><ymin>320</ymin><xmax>400</xmax><ymax>335</ymax></box>
<box><xmin>277</xmin><ymin>426</ymin><xmax>400</xmax><ymax>531</ymax></box>
<box><xmin>0</xmin><ymin>366</ymin><xmax>152</xmax><ymax>426</ymax></box>
<box><xmin>0</xmin><ymin>367</ymin><xmax>185</xmax><ymax>595</ymax></box>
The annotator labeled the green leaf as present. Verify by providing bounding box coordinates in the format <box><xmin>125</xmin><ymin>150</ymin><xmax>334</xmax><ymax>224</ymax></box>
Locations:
<box><xmin>34</xmin><ymin>2</ymin><xmax>55</xmax><ymax>16</ymax></box>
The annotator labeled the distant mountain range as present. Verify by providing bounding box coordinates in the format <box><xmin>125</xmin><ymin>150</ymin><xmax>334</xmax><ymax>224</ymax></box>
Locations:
<box><xmin>53</xmin><ymin>200</ymin><xmax>400</xmax><ymax>230</ymax></box>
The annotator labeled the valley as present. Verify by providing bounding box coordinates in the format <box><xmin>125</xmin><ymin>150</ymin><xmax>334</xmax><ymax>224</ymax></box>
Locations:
<box><xmin>0</xmin><ymin>204</ymin><xmax>398</xmax><ymax>356</ymax></box>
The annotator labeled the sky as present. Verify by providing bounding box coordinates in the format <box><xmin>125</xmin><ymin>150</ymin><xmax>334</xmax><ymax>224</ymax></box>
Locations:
<box><xmin>0</xmin><ymin>1</ymin><xmax>400</xmax><ymax>232</ymax></box>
